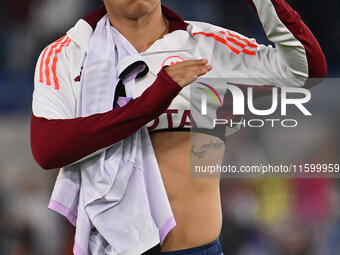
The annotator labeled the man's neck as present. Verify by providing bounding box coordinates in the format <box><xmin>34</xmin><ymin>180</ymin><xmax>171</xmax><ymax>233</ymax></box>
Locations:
<box><xmin>107</xmin><ymin>3</ymin><xmax>169</xmax><ymax>53</ymax></box>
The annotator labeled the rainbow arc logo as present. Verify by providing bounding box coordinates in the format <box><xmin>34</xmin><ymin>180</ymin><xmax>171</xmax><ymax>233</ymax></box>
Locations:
<box><xmin>196</xmin><ymin>82</ymin><xmax>223</xmax><ymax>106</ymax></box>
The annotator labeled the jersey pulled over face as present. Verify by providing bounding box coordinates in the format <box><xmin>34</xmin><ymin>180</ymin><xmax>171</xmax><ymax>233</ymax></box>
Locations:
<box><xmin>103</xmin><ymin>0</ymin><xmax>161</xmax><ymax>20</ymax></box>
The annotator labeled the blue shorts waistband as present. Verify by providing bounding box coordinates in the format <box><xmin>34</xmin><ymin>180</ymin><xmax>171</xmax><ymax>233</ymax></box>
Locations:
<box><xmin>160</xmin><ymin>238</ymin><xmax>223</xmax><ymax>255</ymax></box>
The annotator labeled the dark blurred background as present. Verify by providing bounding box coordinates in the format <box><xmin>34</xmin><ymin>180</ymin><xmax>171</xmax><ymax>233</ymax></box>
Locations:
<box><xmin>0</xmin><ymin>0</ymin><xmax>339</xmax><ymax>254</ymax></box>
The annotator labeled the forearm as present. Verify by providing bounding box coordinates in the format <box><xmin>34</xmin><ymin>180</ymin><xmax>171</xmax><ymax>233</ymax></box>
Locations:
<box><xmin>31</xmin><ymin>68</ymin><xmax>181</xmax><ymax>170</ymax></box>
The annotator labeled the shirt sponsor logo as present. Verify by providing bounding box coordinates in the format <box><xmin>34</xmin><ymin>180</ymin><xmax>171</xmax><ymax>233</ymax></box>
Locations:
<box><xmin>147</xmin><ymin>109</ymin><xmax>197</xmax><ymax>130</ymax></box>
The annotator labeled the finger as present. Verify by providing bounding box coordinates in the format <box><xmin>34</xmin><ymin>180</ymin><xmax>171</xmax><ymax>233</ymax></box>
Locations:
<box><xmin>179</xmin><ymin>59</ymin><xmax>208</xmax><ymax>66</ymax></box>
<box><xmin>187</xmin><ymin>65</ymin><xmax>212</xmax><ymax>85</ymax></box>
<box><xmin>178</xmin><ymin>63</ymin><xmax>213</xmax><ymax>74</ymax></box>
<box><xmin>187</xmin><ymin>64</ymin><xmax>213</xmax><ymax>77</ymax></box>
<box><xmin>198</xmin><ymin>64</ymin><xmax>213</xmax><ymax>74</ymax></box>
<box><xmin>189</xmin><ymin>75</ymin><xmax>199</xmax><ymax>84</ymax></box>
<box><xmin>168</xmin><ymin>59</ymin><xmax>209</xmax><ymax>69</ymax></box>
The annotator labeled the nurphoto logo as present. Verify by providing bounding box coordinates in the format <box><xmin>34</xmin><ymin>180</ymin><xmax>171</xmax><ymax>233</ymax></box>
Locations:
<box><xmin>197</xmin><ymin>83</ymin><xmax>312</xmax><ymax>128</ymax></box>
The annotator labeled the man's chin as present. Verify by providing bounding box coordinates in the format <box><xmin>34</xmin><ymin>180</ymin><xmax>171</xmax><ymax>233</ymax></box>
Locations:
<box><xmin>127</xmin><ymin>0</ymin><xmax>159</xmax><ymax>19</ymax></box>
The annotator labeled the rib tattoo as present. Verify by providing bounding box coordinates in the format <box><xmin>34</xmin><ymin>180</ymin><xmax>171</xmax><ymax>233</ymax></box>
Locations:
<box><xmin>190</xmin><ymin>140</ymin><xmax>224</xmax><ymax>159</ymax></box>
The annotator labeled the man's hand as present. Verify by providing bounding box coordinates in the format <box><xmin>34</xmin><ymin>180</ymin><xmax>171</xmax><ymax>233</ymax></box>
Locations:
<box><xmin>164</xmin><ymin>59</ymin><xmax>212</xmax><ymax>88</ymax></box>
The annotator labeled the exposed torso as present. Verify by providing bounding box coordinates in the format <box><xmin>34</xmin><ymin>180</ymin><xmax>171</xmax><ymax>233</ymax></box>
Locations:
<box><xmin>150</xmin><ymin>131</ymin><xmax>225</xmax><ymax>251</ymax></box>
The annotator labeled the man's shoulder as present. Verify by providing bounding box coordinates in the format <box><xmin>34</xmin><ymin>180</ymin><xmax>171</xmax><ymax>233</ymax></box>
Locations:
<box><xmin>187</xmin><ymin>21</ymin><xmax>227</xmax><ymax>33</ymax></box>
<box><xmin>66</xmin><ymin>19</ymin><xmax>94</xmax><ymax>52</ymax></box>
<box><xmin>187</xmin><ymin>20</ymin><xmax>252</xmax><ymax>41</ymax></box>
<box><xmin>186</xmin><ymin>21</ymin><xmax>259</xmax><ymax>57</ymax></box>
<box><xmin>65</xmin><ymin>6</ymin><xmax>106</xmax><ymax>51</ymax></box>
<box><xmin>44</xmin><ymin>16</ymin><xmax>94</xmax><ymax>51</ymax></box>
<box><xmin>38</xmin><ymin>19</ymin><xmax>92</xmax><ymax>65</ymax></box>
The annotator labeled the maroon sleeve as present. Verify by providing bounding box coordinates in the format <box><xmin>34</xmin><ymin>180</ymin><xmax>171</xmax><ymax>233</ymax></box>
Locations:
<box><xmin>31</xmin><ymin>68</ymin><xmax>182</xmax><ymax>170</ymax></box>
<box><xmin>245</xmin><ymin>0</ymin><xmax>327</xmax><ymax>79</ymax></box>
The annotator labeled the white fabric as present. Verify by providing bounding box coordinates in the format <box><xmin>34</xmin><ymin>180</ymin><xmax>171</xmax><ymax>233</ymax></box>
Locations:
<box><xmin>49</xmin><ymin>15</ymin><xmax>175</xmax><ymax>255</ymax></box>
